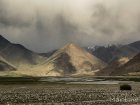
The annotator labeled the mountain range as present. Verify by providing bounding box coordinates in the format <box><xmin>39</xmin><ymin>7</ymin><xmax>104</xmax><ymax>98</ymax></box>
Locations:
<box><xmin>88</xmin><ymin>41</ymin><xmax>140</xmax><ymax>63</ymax></box>
<box><xmin>0</xmin><ymin>35</ymin><xmax>140</xmax><ymax>76</ymax></box>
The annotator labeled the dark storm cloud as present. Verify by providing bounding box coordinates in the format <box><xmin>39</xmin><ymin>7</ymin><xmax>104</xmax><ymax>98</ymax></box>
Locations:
<box><xmin>0</xmin><ymin>0</ymin><xmax>140</xmax><ymax>52</ymax></box>
<box><xmin>0</xmin><ymin>1</ymin><xmax>34</xmax><ymax>27</ymax></box>
<box><xmin>89</xmin><ymin>1</ymin><xmax>140</xmax><ymax>45</ymax></box>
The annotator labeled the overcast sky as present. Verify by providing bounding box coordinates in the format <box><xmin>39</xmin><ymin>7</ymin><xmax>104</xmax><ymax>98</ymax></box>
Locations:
<box><xmin>0</xmin><ymin>0</ymin><xmax>140</xmax><ymax>52</ymax></box>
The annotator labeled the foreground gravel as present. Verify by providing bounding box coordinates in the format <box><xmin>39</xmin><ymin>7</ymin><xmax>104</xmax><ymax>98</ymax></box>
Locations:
<box><xmin>0</xmin><ymin>83</ymin><xmax>139</xmax><ymax>105</ymax></box>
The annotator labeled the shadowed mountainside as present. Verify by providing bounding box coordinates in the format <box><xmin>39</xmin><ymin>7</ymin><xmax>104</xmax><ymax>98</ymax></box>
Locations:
<box><xmin>0</xmin><ymin>56</ymin><xmax>16</xmax><ymax>71</ymax></box>
<box><xmin>0</xmin><ymin>35</ymin><xmax>47</xmax><ymax>69</ymax></box>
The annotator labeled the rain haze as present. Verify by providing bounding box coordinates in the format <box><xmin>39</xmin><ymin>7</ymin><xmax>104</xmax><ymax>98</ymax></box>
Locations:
<box><xmin>0</xmin><ymin>0</ymin><xmax>140</xmax><ymax>52</ymax></box>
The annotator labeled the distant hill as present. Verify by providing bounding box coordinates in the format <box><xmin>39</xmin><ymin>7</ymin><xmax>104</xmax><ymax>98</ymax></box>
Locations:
<box><xmin>97</xmin><ymin>53</ymin><xmax>140</xmax><ymax>76</ymax></box>
<box><xmin>110</xmin><ymin>53</ymin><xmax>140</xmax><ymax>76</ymax></box>
<box><xmin>0</xmin><ymin>35</ymin><xmax>47</xmax><ymax>69</ymax></box>
<box><xmin>96</xmin><ymin>57</ymin><xmax>129</xmax><ymax>76</ymax></box>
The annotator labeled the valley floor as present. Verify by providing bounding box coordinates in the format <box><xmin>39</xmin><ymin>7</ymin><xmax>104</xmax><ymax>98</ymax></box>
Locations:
<box><xmin>0</xmin><ymin>83</ymin><xmax>140</xmax><ymax>105</ymax></box>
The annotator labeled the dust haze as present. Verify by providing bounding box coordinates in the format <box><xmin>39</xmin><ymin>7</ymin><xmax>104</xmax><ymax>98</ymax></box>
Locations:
<box><xmin>0</xmin><ymin>0</ymin><xmax>140</xmax><ymax>52</ymax></box>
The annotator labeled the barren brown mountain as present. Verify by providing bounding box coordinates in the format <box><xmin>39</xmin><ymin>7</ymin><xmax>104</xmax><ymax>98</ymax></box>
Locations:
<box><xmin>26</xmin><ymin>43</ymin><xmax>107</xmax><ymax>76</ymax></box>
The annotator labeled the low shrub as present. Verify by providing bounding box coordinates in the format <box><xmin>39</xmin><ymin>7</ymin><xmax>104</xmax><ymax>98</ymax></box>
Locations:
<box><xmin>120</xmin><ymin>84</ymin><xmax>132</xmax><ymax>90</ymax></box>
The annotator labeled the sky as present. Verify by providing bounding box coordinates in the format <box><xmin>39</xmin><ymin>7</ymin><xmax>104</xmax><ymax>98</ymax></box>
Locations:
<box><xmin>0</xmin><ymin>0</ymin><xmax>140</xmax><ymax>52</ymax></box>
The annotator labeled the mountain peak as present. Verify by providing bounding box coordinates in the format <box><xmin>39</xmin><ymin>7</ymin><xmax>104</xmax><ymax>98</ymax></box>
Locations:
<box><xmin>63</xmin><ymin>43</ymin><xmax>78</xmax><ymax>49</ymax></box>
<box><xmin>61</xmin><ymin>43</ymin><xmax>83</xmax><ymax>53</ymax></box>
